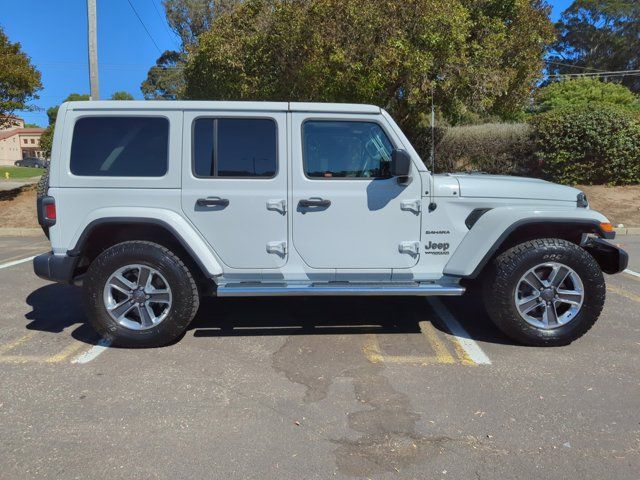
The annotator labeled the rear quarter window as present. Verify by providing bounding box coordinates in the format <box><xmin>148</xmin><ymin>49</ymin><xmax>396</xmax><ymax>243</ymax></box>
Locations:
<box><xmin>70</xmin><ymin>116</ymin><xmax>169</xmax><ymax>177</ymax></box>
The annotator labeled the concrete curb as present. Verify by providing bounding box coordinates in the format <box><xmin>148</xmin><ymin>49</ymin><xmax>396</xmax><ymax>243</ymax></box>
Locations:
<box><xmin>615</xmin><ymin>227</ymin><xmax>640</xmax><ymax>235</ymax></box>
<box><xmin>0</xmin><ymin>228</ymin><xmax>43</xmax><ymax>237</ymax></box>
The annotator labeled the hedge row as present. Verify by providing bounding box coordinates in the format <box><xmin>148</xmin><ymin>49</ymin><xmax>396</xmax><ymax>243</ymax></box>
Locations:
<box><xmin>433</xmin><ymin>104</ymin><xmax>640</xmax><ymax>185</ymax></box>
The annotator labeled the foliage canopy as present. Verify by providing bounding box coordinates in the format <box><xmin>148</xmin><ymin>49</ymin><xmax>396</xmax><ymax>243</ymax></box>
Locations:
<box><xmin>184</xmin><ymin>0</ymin><xmax>554</xmax><ymax>157</ymax></box>
<box><xmin>0</xmin><ymin>26</ymin><xmax>42</xmax><ymax>128</ymax></box>
<box><xmin>548</xmin><ymin>0</ymin><xmax>640</xmax><ymax>93</ymax></box>
<box><xmin>535</xmin><ymin>77</ymin><xmax>639</xmax><ymax>113</ymax></box>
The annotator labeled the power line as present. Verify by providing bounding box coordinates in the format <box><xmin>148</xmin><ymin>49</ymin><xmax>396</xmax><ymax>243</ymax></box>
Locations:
<box><xmin>545</xmin><ymin>60</ymin><xmax>609</xmax><ymax>73</ymax></box>
<box><xmin>150</xmin><ymin>0</ymin><xmax>179</xmax><ymax>47</ymax></box>
<box><xmin>547</xmin><ymin>69</ymin><xmax>640</xmax><ymax>78</ymax></box>
<box><xmin>125</xmin><ymin>0</ymin><xmax>162</xmax><ymax>54</ymax></box>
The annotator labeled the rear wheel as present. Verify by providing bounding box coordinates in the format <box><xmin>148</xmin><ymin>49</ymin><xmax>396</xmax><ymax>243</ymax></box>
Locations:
<box><xmin>84</xmin><ymin>241</ymin><xmax>200</xmax><ymax>347</ymax></box>
<box><xmin>483</xmin><ymin>238</ymin><xmax>605</xmax><ymax>346</ymax></box>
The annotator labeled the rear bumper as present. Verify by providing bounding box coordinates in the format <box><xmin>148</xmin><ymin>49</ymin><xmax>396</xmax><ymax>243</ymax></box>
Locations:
<box><xmin>582</xmin><ymin>237</ymin><xmax>628</xmax><ymax>274</ymax></box>
<box><xmin>33</xmin><ymin>252</ymin><xmax>78</xmax><ymax>284</ymax></box>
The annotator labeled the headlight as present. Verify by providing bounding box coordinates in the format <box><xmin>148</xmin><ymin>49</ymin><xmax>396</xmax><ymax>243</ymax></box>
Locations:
<box><xmin>577</xmin><ymin>192</ymin><xmax>588</xmax><ymax>208</ymax></box>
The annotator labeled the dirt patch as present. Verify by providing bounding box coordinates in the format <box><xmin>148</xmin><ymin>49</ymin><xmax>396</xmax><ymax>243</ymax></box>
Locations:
<box><xmin>0</xmin><ymin>184</ymin><xmax>38</xmax><ymax>228</ymax></box>
<box><xmin>578</xmin><ymin>185</ymin><xmax>640</xmax><ymax>227</ymax></box>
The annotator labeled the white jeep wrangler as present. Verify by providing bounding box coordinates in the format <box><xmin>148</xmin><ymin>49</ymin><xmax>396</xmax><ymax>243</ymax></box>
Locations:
<box><xmin>34</xmin><ymin>101</ymin><xmax>628</xmax><ymax>347</ymax></box>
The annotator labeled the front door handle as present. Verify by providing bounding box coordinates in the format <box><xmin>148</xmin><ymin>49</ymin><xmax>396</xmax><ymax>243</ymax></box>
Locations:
<box><xmin>196</xmin><ymin>197</ymin><xmax>229</xmax><ymax>207</ymax></box>
<box><xmin>298</xmin><ymin>198</ymin><xmax>331</xmax><ymax>208</ymax></box>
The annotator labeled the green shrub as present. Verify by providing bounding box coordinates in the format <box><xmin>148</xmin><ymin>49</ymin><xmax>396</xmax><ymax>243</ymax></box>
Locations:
<box><xmin>535</xmin><ymin>78</ymin><xmax>639</xmax><ymax>114</ymax></box>
<box><xmin>436</xmin><ymin>123</ymin><xmax>536</xmax><ymax>175</ymax></box>
<box><xmin>532</xmin><ymin>104</ymin><xmax>640</xmax><ymax>185</ymax></box>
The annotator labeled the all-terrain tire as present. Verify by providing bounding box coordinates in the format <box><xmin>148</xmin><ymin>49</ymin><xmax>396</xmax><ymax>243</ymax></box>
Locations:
<box><xmin>36</xmin><ymin>165</ymin><xmax>49</xmax><ymax>198</ymax></box>
<box><xmin>84</xmin><ymin>241</ymin><xmax>200</xmax><ymax>347</ymax></box>
<box><xmin>483</xmin><ymin>238</ymin><xmax>605</xmax><ymax>347</ymax></box>
<box><xmin>36</xmin><ymin>166</ymin><xmax>50</xmax><ymax>238</ymax></box>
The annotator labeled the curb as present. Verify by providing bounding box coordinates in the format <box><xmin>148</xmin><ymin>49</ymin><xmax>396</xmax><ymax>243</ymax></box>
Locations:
<box><xmin>0</xmin><ymin>228</ymin><xmax>43</xmax><ymax>237</ymax></box>
<box><xmin>615</xmin><ymin>227</ymin><xmax>640</xmax><ymax>235</ymax></box>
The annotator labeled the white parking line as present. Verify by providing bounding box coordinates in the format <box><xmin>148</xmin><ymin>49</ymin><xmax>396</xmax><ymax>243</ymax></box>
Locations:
<box><xmin>71</xmin><ymin>338</ymin><xmax>112</xmax><ymax>364</ymax></box>
<box><xmin>426</xmin><ymin>298</ymin><xmax>492</xmax><ymax>365</ymax></box>
<box><xmin>0</xmin><ymin>255</ymin><xmax>37</xmax><ymax>270</ymax></box>
<box><xmin>624</xmin><ymin>269</ymin><xmax>640</xmax><ymax>279</ymax></box>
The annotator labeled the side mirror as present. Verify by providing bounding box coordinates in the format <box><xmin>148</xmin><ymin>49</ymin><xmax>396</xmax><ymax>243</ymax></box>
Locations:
<box><xmin>390</xmin><ymin>149</ymin><xmax>411</xmax><ymax>177</ymax></box>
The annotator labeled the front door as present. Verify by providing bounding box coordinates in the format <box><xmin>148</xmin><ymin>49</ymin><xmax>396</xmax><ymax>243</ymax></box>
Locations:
<box><xmin>181</xmin><ymin>112</ymin><xmax>288</xmax><ymax>269</ymax></box>
<box><xmin>291</xmin><ymin>114</ymin><xmax>422</xmax><ymax>269</ymax></box>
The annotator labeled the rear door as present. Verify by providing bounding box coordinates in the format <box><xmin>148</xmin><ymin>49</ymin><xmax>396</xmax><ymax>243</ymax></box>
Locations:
<box><xmin>290</xmin><ymin>114</ymin><xmax>423</xmax><ymax>269</ymax></box>
<box><xmin>181</xmin><ymin>112</ymin><xmax>288</xmax><ymax>269</ymax></box>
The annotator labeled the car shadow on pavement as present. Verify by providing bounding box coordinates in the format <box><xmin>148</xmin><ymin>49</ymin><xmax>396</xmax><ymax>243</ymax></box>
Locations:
<box><xmin>431</xmin><ymin>294</ymin><xmax>516</xmax><ymax>346</ymax></box>
<box><xmin>191</xmin><ymin>296</ymin><xmax>425</xmax><ymax>338</ymax></box>
<box><xmin>24</xmin><ymin>284</ymin><xmax>100</xmax><ymax>345</ymax></box>
<box><xmin>23</xmin><ymin>285</ymin><xmax>515</xmax><ymax>347</ymax></box>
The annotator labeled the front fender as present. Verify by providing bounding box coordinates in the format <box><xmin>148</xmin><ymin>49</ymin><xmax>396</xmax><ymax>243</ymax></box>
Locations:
<box><xmin>68</xmin><ymin>207</ymin><xmax>224</xmax><ymax>277</ymax></box>
<box><xmin>444</xmin><ymin>206</ymin><xmax>611</xmax><ymax>278</ymax></box>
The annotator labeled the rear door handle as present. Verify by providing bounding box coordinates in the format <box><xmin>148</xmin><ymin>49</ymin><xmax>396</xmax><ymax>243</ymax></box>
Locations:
<box><xmin>196</xmin><ymin>197</ymin><xmax>229</xmax><ymax>207</ymax></box>
<box><xmin>298</xmin><ymin>198</ymin><xmax>331</xmax><ymax>208</ymax></box>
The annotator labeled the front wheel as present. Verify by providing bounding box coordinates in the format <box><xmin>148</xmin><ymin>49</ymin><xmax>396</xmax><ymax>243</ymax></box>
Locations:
<box><xmin>84</xmin><ymin>241</ymin><xmax>200</xmax><ymax>347</ymax></box>
<box><xmin>483</xmin><ymin>238</ymin><xmax>605</xmax><ymax>346</ymax></box>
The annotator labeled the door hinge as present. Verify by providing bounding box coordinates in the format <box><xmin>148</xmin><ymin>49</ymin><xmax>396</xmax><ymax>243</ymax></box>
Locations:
<box><xmin>398</xmin><ymin>241</ymin><xmax>420</xmax><ymax>256</ymax></box>
<box><xmin>266</xmin><ymin>199</ymin><xmax>286</xmax><ymax>214</ymax></box>
<box><xmin>266</xmin><ymin>241</ymin><xmax>287</xmax><ymax>256</ymax></box>
<box><xmin>400</xmin><ymin>199</ymin><xmax>421</xmax><ymax>213</ymax></box>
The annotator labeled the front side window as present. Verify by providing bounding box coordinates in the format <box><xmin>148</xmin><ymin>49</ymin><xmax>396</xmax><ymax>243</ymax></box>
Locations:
<box><xmin>303</xmin><ymin>121</ymin><xmax>394</xmax><ymax>179</ymax></box>
<box><xmin>70</xmin><ymin>116</ymin><xmax>169</xmax><ymax>177</ymax></box>
<box><xmin>193</xmin><ymin>118</ymin><xmax>277</xmax><ymax>178</ymax></box>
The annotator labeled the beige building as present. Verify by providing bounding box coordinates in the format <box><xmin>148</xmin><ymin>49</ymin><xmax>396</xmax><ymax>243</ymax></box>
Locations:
<box><xmin>0</xmin><ymin>116</ymin><xmax>46</xmax><ymax>166</ymax></box>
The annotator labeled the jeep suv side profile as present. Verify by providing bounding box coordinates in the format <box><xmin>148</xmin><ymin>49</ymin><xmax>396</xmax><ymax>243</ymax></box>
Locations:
<box><xmin>34</xmin><ymin>101</ymin><xmax>628</xmax><ymax>347</ymax></box>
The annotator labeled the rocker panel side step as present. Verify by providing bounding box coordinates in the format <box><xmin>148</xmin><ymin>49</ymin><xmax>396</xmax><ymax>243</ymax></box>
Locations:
<box><xmin>216</xmin><ymin>282</ymin><xmax>465</xmax><ymax>297</ymax></box>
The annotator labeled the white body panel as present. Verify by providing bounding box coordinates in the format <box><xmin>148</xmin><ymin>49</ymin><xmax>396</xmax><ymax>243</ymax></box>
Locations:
<box><xmin>180</xmin><ymin>111</ymin><xmax>289</xmax><ymax>269</ymax></box>
<box><xmin>46</xmin><ymin>100</ymin><xmax>611</xmax><ymax>287</ymax></box>
<box><xmin>289</xmin><ymin>112</ymin><xmax>423</xmax><ymax>270</ymax></box>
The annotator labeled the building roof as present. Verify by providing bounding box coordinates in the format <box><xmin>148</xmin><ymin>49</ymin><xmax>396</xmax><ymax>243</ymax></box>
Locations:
<box><xmin>0</xmin><ymin>127</ymin><xmax>45</xmax><ymax>141</ymax></box>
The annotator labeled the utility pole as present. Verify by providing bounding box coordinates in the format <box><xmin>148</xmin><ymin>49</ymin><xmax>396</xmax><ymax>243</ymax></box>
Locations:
<box><xmin>87</xmin><ymin>0</ymin><xmax>100</xmax><ymax>100</ymax></box>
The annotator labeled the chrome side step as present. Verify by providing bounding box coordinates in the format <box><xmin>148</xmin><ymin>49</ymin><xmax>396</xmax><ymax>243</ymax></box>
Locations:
<box><xmin>216</xmin><ymin>282</ymin><xmax>465</xmax><ymax>297</ymax></box>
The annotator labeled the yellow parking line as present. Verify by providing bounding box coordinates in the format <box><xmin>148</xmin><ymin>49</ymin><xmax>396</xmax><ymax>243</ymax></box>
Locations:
<box><xmin>0</xmin><ymin>331</ymin><xmax>86</xmax><ymax>364</ymax></box>
<box><xmin>44</xmin><ymin>341</ymin><xmax>86</xmax><ymax>363</ymax></box>
<box><xmin>362</xmin><ymin>321</ymin><xmax>457</xmax><ymax>366</ymax></box>
<box><xmin>607</xmin><ymin>284</ymin><xmax>640</xmax><ymax>303</ymax></box>
<box><xmin>0</xmin><ymin>331</ymin><xmax>38</xmax><ymax>355</ymax></box>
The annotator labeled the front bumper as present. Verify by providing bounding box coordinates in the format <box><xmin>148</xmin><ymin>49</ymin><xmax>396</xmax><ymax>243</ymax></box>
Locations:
<box><xmin>33</xmin><ymin>252</ymin><xmax>78</xmax><ymax>284</ymax></box>
<box><xmin>582</xmin><ymin>237</ymin><xmax>629</xmax><ymax>274</ymax></box>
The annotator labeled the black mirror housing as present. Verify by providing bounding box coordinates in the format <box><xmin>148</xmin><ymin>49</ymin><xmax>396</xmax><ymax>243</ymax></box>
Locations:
<box><xmin>391</xmin><ymin>149</ymin><xmax>411</xmax><ymax>177</ymax></box>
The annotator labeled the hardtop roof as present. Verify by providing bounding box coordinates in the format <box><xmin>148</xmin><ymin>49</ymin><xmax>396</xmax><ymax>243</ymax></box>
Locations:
<box><xmin>65</xmin><ymin>100</ymin><xmax>381</xmax><ymax>115</ymax></box>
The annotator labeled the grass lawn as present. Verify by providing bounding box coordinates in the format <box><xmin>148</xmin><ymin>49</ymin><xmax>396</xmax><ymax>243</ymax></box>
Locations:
<box><xmin>0</xmin><ymin>166</ymin><xmax>43</xmax><ymax>180</ymax></box>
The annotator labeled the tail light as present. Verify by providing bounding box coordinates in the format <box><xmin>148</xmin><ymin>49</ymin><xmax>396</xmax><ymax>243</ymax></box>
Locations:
<box><xmin>37</xmin><ymin>196</ymin><xmax>56</xmax><ymax>227</ymax></box>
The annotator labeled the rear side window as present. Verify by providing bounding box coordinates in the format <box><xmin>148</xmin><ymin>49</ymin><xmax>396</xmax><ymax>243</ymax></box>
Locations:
<box><xmin>70</xmin><ymin>117</ymin><xmax>169</xmax><ymax>177</ymax></box>
<box><xmin>193</xmin><ymin>118</ymin><xmax>277</xmax><ymax>178</ymax></box>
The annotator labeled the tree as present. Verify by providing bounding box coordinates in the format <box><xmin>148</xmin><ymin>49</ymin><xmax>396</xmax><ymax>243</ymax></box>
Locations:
<box><xmin>46</xmin><ymin>93</ymin><xmax>89</xmax><ymax>125</ymax></box>
<box><xmin>0</xmin><ymin>26</ymin><xmax>42</xmax><ymax>128</ymax></box>
<box><xmin>535</xmin><ymin>77</ymin><xmax>639</xmax><ymax>113</ymax></box>
<box><xmin>548</xmin><ymin>0</ymin><xmax>640</xmax><ymax>93</ymax></box>
<box><xmin>24</xmin><ymin>122</ymin><xmax>39</xmax><ymax>128</ymax></box>
<box><xmin>185</xmin><ymin>0</ymin><xmax>554</xmax><ymax>156</ymax></box>
<box><xmin>110</xmin><ymin>91</ymin><xmax>134</xmax><ymax>100</ymax></box>
<box><xmin>141</xmin><ymin>50</ymin><xmax>186</xmax><ymax>99</ymax></box>
<box><xmin>140</xmin><ymin>1</ymin><xmax>240</xmax><ymax>99</ymax></box>
<box><xmin>40</xmin><ymin>93</ymin><xmax>90</xmax><ymax>157</ymax></box>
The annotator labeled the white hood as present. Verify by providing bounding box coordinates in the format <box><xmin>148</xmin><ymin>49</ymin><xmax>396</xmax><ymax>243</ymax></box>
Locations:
<box><xmin>449</xmin><ymin>174</ymin><xmax>581</xmax><ymax>203</ymax></box>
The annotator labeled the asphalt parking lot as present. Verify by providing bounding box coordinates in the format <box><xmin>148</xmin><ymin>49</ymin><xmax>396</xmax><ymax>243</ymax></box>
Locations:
<box><xmin>1</xmin><ymin>234</ymin><xmax>639</xmax><ymax>479</ymax></box>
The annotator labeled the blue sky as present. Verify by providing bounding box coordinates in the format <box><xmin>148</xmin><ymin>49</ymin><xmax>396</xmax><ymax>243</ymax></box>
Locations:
<box><xmin>1</xmin><ymin>0</ymin><xmax>573</xmax><ymax>127</ymax></box>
